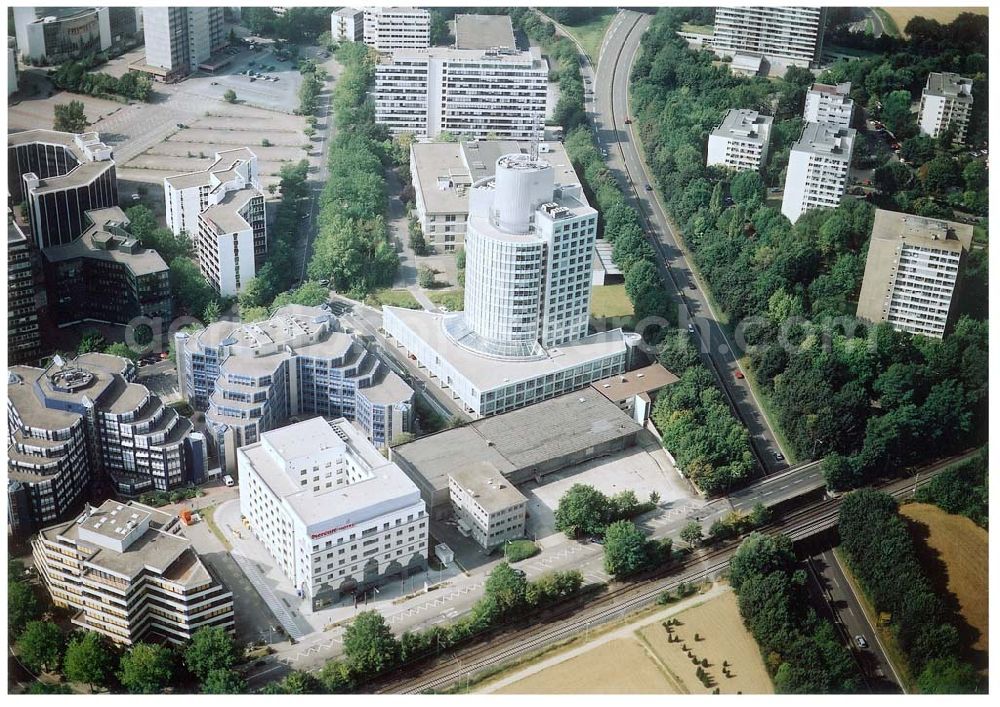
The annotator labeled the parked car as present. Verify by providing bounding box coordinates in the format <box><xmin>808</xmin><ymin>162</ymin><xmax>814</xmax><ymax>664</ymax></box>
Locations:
<box><xmin>645</xmin><ymin>183</ymin><xmax>653</xmax><ymax>191</ymax></box>
<box><xmin>855</xmin><ymin>635</ymin><xmax>868</xmax><ymax>649</ymax></box>
<box><xmin>624</xmin><ymin>117</ymin><xmax>632</xmax><ymax>124</ymax></box>
<box><xmin>687</xmin><ymin>282</ymin><xmax>696</xmax><ymax>290</ymax></box>
<box><xmin>773</xmin><ymin>451</ymin><xmax>785</xmax><ymax>462</ymax></box>
<box><xmin>734</xmin><ymin>370</ymin><xmax>745</xmax><ymax>380</ymax></box>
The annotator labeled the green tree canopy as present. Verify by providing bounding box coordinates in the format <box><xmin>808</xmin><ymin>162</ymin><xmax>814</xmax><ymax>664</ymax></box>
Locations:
<box><xmin>603</xmin><ymin>520</ymin><xmax>648</xmax><ymax>577</ymax></box>
<box><xmin>343</xmin><ymin>610</ymin><xmax>401</xmax><ymax>676</ymax></box>
<box><xmin>184</xmin><ymin>626</ymin><xmax>239</xmax><ymax>681</ymax></box>
<box><xmin>53</xmin><ymin>100</ymin><xmax>89</xmax><ymax>132</ymax></box>
<box><xmin>64</xmin><ymin>631</ymin><xmax>117</xmax><ymax>690</ymax></box>
<box><xmin>553</xmin><ymin>484</ymin><xmax>610</xmax><ymax>538</ymax></box>
<box><xmin>118</xmin><ymin>643</ymin><xmax>174</xmax><ymax>694</ymax></box>
<box><xmin>17</xmin><ymin>621</ymin><xmax>64</xmax><ymax>673</ymax></box>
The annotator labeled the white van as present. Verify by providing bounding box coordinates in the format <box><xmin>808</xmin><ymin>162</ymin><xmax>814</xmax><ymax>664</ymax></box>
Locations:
<box><xmin>223</xmin><ymin>475</ymin><xmax>235</xmax><ymax>487</ymax></box>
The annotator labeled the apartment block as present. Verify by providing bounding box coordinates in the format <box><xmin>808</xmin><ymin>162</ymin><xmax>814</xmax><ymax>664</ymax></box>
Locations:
<box><xmin>706</xmin><ymin>108</ymin><xmax>773</xmax><ymax>172</ymax></box>
<box><xmin>141</xmin><ymin>6</ymin><xmax>226</xmax><ymax>81</ymax></box>
<box><xmin>375</xmin><ymin>47</ymin><xmax>548</xmax><ymax>140</ymax></box>
<box><xmin>918</xmin><ymin>72</ymin><xmax>974</xmax><ymax>145</ymax></box>
<box><xmin>781</xmin><ymin>123</ymin><xmax>856</xmax><ymax>224</ymax></box>
<box><xmin>8</xmin><ymin>353</ymin><xmax>207</xmax><ymax>537</ymax></box>
<box><xmin>7</xmin><ymin>219</ymin><xmax>44</xmax><ymax>366</ymax></box>
<box><xmin>803</xmin><ymin>82</ymin><xmax>855</xmax><ymax>129</ymax></box>
<box><xmin>43</xmin><ymin>207</ymin><xmax>172</xmax><ymax>327</ymax></box>
<box><xmin>409</xmin><ymin>139</ymin><xmax>579</xmax><ymax>251</ymax></box>
<box><xmin>856</xmin><ymin>210</ymin><xmax>973</xmax><ymax>339</ymax></box>
<box><xmin>238</xmin><ymin>417</ymin><xmax>428</xmax><ymax>610</ymax></box>
<box><xmin>713</xmin><ymin>6</ymin><xmax>826</xmax><ymax>69</ymax></box>
<box><xmin>32</xmin><ymin>500</ymin><xmax>233</xmax><ymax>645</ymax></box>
<box><xmin>331</xmin><ymin>7</ymin><xmax>364</xmax><ymax>42</ymax></box>
<box><xmin>448</xmin><ymin>466</ymin><xmax>527</xmax><ymax>550</ymax></box>
<box><xmin>8</xmin><ymin>129</ymin><xmax>117</xmax><ymax>249</ymax></box>
<box><xmin>363</xmin><ymin>6</ymin><xmax>430</xmax><ymax>50</ymax></box>
<box><xmin>176</xmin><ymin>305</ymin><xmax>414</xmax><ymax>472</ymax></box>
<box><xmin>164</xmin><ymin>148</ymin><xmax>265</xmax><ymax>296</ymax></box>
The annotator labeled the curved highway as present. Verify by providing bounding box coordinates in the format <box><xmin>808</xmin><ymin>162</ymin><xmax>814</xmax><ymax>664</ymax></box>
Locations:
<box><xmin>587</xmin><ymin>11</ymin><xmax>789</xmax><ymax>474</ymax></box>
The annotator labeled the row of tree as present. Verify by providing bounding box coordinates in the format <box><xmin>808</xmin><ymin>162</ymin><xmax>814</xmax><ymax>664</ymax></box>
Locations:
<box><xmin>307</xmin><ymin>42</ymin><xmax>398</xmax><ymax>298</ymax></box>
<box><xmin>270</xmin><ymin>564</ymin><xmax>586</xmax><ymax>693</ymax></box>
<box><xmin>553</xmin><ymin>483</ymin><xmax>658</xmax><ymax>538</ymax></box>
<box><xmin>241</xmin><ymin>6</ymin><xmax>334</xmax><ymax>44</ymax></box>
<box><xmin>728</xmin><ymin>534</ymin><xmax>861</xmax><ymax>693</ymax></box>
<box><xmin>838</xmin><ymin>489</ymin><xmax>980</xmax><ymax>692</ymax></box>
<box><xmin>913</xmin><ymin>448</ymin><xmax>988</xmax><ymax>528</ymax></box>
<box><xmin>50</xmin><ymin>56</ymin><xmax>153</xmax><ymax>102</ymax></box>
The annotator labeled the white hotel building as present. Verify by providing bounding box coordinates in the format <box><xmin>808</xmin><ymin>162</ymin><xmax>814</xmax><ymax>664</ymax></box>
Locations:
<box><xmin>781</xmin><ymin>122</ymin><xmax>856</xmax><ymax>224</ymax></box>
<box><xmin>706</xmin><ymin>108</ymin><xmax>772</xmax><ymax>173</ymax></box>
<box><xmin>238</xmin><ymin>417</ymin><xmax>428</xmax><ymax>610</ymax></box>
<box><xmin>33</xmin><ymin>499</ymin><xmax>234</xmax><ymax>646</ymax></box>
<box><xmin>803</xmin><ymin>82</ymin><xmax>855</xmax><ymax>129</ymax></box>
<box><xmin>375</xmin><ymin>46</ymin><xmax>548</xmax><ymax>140</ymax></box>
<box><xmin>384</xmin><ymin>152</ymin><xmax>631</xmax><ymax>418</ymax></box>
<box><xmin>164</xmin><ymin>148</ymin><xmax>266</xmax><ymax>296</ymax></box>
<box><xmin>918</xmin><ymin>72</ymin><xmax>974</xmax><ymax>145</ymax></box>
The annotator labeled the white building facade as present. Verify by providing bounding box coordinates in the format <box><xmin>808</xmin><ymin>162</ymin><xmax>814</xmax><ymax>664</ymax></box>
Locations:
<box><xmin>238</xmin><ymin>417</ymin><xmax>428</xmax><ymax>610</ymax></box>
<box><xmin>918</xmin><ymin>72</ymin><xmax>974</xmax><ymax>144</ymax></box>
<box><xmin>142</xmin><ymin>6</ymin><xmax>225</xmax><ymax>80</ymax></box>
<box><xmin>164</xmin><ymin>148</ymin><xmax>265</xmax><ymax>296</ymax></box>
<box><xmin>331</xmin><ymin>7</ymin><xmax>364</xmax><ymax>42</ymax></box>
<box><xmin>375</xmin><ymin>47</ymin><xmax>548</xmax><ymax>140</ymax></box>
<box><xmin>713</xmin><ymin>6</ymin><xmax>826</xmax><ymax>68</ymax></box>
<box><xmin>362</xmin><ymin>6</ymin><xmax>430</xmax><ymax>50</ymax></box>
<box><xmin>803</xmin><ymin>82</ymin><xmax>855</xmax><ymax>128</ymax></box>
<box><xmin>781</xmin><ymin>123</ymin><xmax>856</xmax><ymax>224</ymax></box>
<box><xmin>706</xmin><ymin>109</ymin><xmax>773</xmax><ymax>172</ymax></box>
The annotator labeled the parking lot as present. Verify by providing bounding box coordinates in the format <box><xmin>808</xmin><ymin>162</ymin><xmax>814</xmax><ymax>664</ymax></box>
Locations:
<box><xmin>521</xmin><ymin>434</ymin><xmax>702</xmax><ymax>539</ymax></box>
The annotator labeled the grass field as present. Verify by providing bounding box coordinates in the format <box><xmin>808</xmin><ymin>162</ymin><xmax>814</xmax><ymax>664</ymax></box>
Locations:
<box><xmin>493</xmin><ymin>588</ymin><xmax>771</xmax><ymax>694</ymax></box>
<box><xmin>365</xmin><ymin>289</ymin><xmax>420</xmax><ymax>310</ymax></box>
<box><xmin>900</xmin><ymin>502</ymin><xmax>988</xmax><ymax>662</ymax></box>
<box><xmin>880</xmin><ymin>6</ymin><xmax>988</xmax><ymax>36</ymax></box>
<box><xmin>590</xmin><ymin>284</ymin><xmax>634</xmax><ymax>318</ymax></box>
<box><xmin>427</xmin><ymin>289</ymin><xmax>464</xmax><ymax>312</ymax></box>
<box><xmin>558</xmin><ymin>9</ymin><xmax>616</xmax><ymax>63</ymax></box>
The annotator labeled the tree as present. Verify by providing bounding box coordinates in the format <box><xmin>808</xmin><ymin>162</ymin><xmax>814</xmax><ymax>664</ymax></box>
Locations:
<box><xmin>921</xmin><ymin>155</ymin><xmax>961</xmax><ymax>194</ymax></box>
<box><xmin>201</xmin><ymin>668</ymin><xmax>247</xmax><ymax>694</ymax></box>
<box><xmin>553</xmin><ymin>484</ymin><xmax>610</xmax><ymax>538</ymax></box>
<box><xmin>343</xmin><ymin>610</ymin><xmax>401</xmax><ymax>676</ymax></box>
<box><xmin>77</xmin><ymin>328</ymin><xmax>106</xmax><ymax>354</ymax></box>
<box><xmin>679</xmin><ymin>521</ymin><xmax>703</xmax><ymax>547</ymax></box>
<box><xmin>185</xmin><ymin>626</ymin><xmax>239</xmax><ymax>681</ymax></box>
<box><xmin>27</xmin><ymin>682</ymin><xmax>72</xmax><ymax>694</ymax></box>
<box><xmin>53</xmin><ymin>100</ymin><xmax>89</xmax><ymax>132</ymax></box>
<box><xmin>64</xmin><ymin>631</ymin><xmax>116</xmax><ymax>691</ymax></box>
<box><xmin>8</xmin><ymin>580</ymin><xmax>40</xmax><ymax>637</ymax></box>
<box><xmin>917</xmin><ymin>657</ymin><xmax>979</xmax><ymax>693</ymax></box>
<box><xmin>603</xmin><ymin>520</ymin><xmax>648</xmax><ymax>577</ymax></box>
<box><xmin>223</xmin><ymin>89</ymin><xmax>237</xmax><ymax>103</ymax></box>
<box><xmin>730</xmin><ymin>171</ymin><xmax>764</xmax><ymax>206</ymax></box>
<box><xmin>318</xmin><ymin>660</ymin><xmax>355</xmax><ymax>693</ymax></box>
<box><xmin>417</xmin><ymin>266</ymin><xmax>436</xmax><ymax>289</ymax></box>
<box><xmin>881</xmin><ymin>90</ymin><xmax>915</xmax><ymax>138</ymax></box>
<box><xmin>262</xmin><ymin>670</ymin><xmax>321</xmax><ymax>694</ymax></box>
<box><xmin>104</xmin><ymin>342</ymin><xmax>139</xmax><ymax>361</ymax></box>
<box><xmin>203</xmin><ymin>300</ymin><xmax>222</xmax><ymax>324</ymax></box>
<box><xmin>118</xmin><ymin>643</ymin><xmax>174</xmax><ymax>694</ymax></box>
<box><xmin>483</xmin><ymin>563</ymin><xmax>528</xmax><ymax>616</ymax></box>
<box><xmin>17</xmin><ymin>621</ymin><xmax>64</xmax><ymax>673</ymax></box>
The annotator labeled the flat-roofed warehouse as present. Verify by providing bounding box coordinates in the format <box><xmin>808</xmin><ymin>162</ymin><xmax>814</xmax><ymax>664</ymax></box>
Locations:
<box><xmin>391</xmin><ymin>388</ymin><xmax>643</xmax><ymax>518</ymax></box>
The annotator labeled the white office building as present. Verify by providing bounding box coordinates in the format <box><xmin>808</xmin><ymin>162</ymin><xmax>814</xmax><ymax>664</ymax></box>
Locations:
<box><xmin>781</xmin><ymin>123</ymin><xmax>856</xmax><ymax>224</ymax></box>
<box><xmin>362</xmin><ymin>6</ymin><xmax>430</xmax><ymax>50</ymax></box>
<box><xmin>856</xmin><ymin>210</ymin><xmax>972</xmax><ymax>339</ymax></box>
<box><xmin>33</xmin><ymin>499</ymin><xmax>233</xmax><ymax>645</ymax></box>
<box><xmin>706</xmin><ymin>109</ymin><xmax>773</xmax><ymax>173</ymax></box>
<box><xmin>238</xmin><ymin>417</ymin><xmax>428</xmax><ymax>610</ymax></box>
<box><xmin>142</xmin><ymin>6</ymin><xmax>226</xmax><ymax>81</ymax></box>
<box><xmin>375</xmin><ymin>47</ymin><xmax>548</xmax><ymax>140</ymax></box>
<box><xmin>448</xmin><ymin>466</ymin><xmax>527</xmax><ymax>551</ymax></box>
<box><xmin>384</xmin><ymin>152</ymin><xmax>630</xmax><ymax>418</ymax></box>
<box><xmin>713</xmin><ymin>6</ymin><xmax>826</xmax><ymax>69</ymax></box>
<box><xmin>331</xmin><ymin>7</ymin><xmax>364</xmax><ymax>42</ymax></box>
<box><xmin>164</xmin><ymin>148</ymin><xmax>265</xmax><ymax>296</ymax></box>
<box><xmin>918</xmin><ymin>72</ymin><xmax>974</xmax><ymax>145</ymax></box>
<box><xmin>803</xmin><ymin>82</ymin><xmax>855</xmax><ymax>128</ymax></box>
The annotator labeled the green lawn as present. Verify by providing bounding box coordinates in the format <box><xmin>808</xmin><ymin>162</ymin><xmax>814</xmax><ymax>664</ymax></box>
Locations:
<box><xmin>427</xmin><ymin>289</ymin><xmax>464</xmax><ymax>312</ymax></box>
<box><xmin>504</xmin><ymin>539</ymin><xmax>540</xmax><ymax>563</ymax></box>
<box><xmin>590</xmin><ymin>284</ymin><xmax>634</xmax><ymax>319</ymax></box>
<box><xmin>680</xmin><ymin>22</ymin><xmax>714</xmax><ymax>36</ymax></box>
<box><xmin>559</xmin><ymin>9</ymin><xmax>616</xmax><ymax>63</ymax></box>
<box><xmin>873</xmin><ymin>8</ymin><xmax>901</xmax><ymax>38</ymax></box>
<box><xmin>365</xmin><ymin>289</ymin><xmax>420</xmax><ymax>309</ymax></box>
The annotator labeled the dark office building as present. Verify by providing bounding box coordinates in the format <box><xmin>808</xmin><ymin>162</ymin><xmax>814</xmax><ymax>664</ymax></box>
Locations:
<box><xmin>8</xmin><ymin>219</ymin><xmax>45</xmax><ymax>365</ymax></box>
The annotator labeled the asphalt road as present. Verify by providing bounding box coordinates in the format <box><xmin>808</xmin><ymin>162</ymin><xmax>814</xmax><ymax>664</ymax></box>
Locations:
<box><xmin>591</xmin><ymin>11</ymin><xmax>788</xmax><ymax>474</ymax></box>
<box><xmin>807</xmin><ymin>548</ymin><xmax>905</xmax><ymax>693</ymax></box>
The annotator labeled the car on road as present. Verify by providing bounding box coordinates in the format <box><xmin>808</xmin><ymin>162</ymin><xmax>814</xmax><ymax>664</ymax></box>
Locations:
<box><xmin>624</xmin><ymin>117</ymin><xmax>632</xmax><ymax>124</ymax></box>
<box><xmin>512</xmin><ymin>569</ymin><xmax>526</xmax><ymax>578</ymax></box>
<box><xmin>644</xmin><ymin>183</ymin><xmax>653</xmax><ymax>191</ymax></box>
<box><xmin>600</xmin><ymin>148</ymin><xmax>608</xmax><ymax>157</ymax></box>
<box><xmin>211</xmin><ymin>81</ymin><xmax>219</xmax><ymax>86</ymax></box>
<box><xmin>687</xmin><ymin>282</ymin><xmax>696</xmax><ymax>290</ymax></box>
<box><xmin>855</xmin><ymin>635</ymin><xmax>868</xmax><ymax>649</ymax></box>
<box><xmin>318</xmin><ymin>279</ymin><xmax>330</xmax><ymax>286</ymax></box>
<box><xmin>734</xmin><ymin>370</ymin><xmax>745</xmax><ymax>380</ymax></box>
<box><xmin>176</xmin><ymin>123</ymin><xmax>187</xmax><ymax>129</ymax></box>
<box><xmin>687</xmin><ymin>323</ymin><xmax>695</xmax><ymax>334</ymax></box>
<box><xmin>773</xmin><ymin>451</ymin><xmax>785</xmax><ymax>462</ymax></box>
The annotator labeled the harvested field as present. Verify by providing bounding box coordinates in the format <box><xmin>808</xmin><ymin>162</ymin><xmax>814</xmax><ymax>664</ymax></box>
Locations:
<box><xmin>488</xmin><ymin>586</ymin><xmax>771</xmax><ymax>694</ymax></box>
<box><xmin>496</xmin><ymin>638</ymin><xmax>679</xmax><ymax>694</ymax></box>
<box><xmin>880</xmin><ymin>6</ymin><xmax>987</xmax><ymax>36</ymax></box>
<box><xmin>900</xmin><ymin>502</ymin><xmax>988</xmax><ymax>661</ymax></box>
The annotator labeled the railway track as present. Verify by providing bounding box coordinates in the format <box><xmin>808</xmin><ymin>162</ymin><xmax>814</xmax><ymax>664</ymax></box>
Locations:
<box><xmin>375</xmin><ymin>450</ymin><xmax>973</xmax><ymax>694</ymax></box>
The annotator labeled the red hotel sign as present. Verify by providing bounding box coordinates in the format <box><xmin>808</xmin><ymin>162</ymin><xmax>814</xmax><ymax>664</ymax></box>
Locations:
<box><xmin>311</xmin><ymin>522</ymin><xmax>354</xmax><ymax>540</ymax></box>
